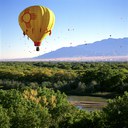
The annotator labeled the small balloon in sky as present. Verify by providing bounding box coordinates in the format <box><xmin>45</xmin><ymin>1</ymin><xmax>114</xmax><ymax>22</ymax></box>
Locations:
<box><xmin>18</xmin><ymin>5</ymin><xmax>55</xmax><ymax>51</ymax></box>
<box><xmin>68</xmin><ymin>28</ymin><xmax>74</xmax><ymax>31</ymax></box>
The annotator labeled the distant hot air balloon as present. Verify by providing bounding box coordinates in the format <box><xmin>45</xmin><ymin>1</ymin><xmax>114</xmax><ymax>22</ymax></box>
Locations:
<box><xmin>18</xmin><ymin>5</ymin><xmax>55</xmax><ymax>51</ymax></box>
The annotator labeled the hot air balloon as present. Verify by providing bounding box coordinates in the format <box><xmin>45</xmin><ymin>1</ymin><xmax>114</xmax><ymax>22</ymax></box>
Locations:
<box><xmin>18</xmin><ymin>5</ymin><xmax>55</xmax><ymax>51</ymax></box>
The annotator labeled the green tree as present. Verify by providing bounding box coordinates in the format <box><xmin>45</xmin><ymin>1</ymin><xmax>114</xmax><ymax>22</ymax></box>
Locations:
<box><xmin>103</xmin><ymin>91</ymin><xmax>128</xmax><ymax>128</ymax></box>
<box><xmin>0</xmin><ymin>105</ymin><xmax>10</xmax><ymax>128</ymax></box>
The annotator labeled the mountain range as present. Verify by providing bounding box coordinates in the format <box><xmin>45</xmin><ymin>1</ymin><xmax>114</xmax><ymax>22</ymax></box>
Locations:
<box><xmin>35</xmin><ymin>38</ymin><xmax>128</xmax><ymax>60</ymax></box>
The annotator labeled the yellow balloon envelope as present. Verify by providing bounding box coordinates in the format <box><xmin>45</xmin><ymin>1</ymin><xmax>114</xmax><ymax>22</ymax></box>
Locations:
<box><xmin>18</xmin><ymin>5</ymin><xmax>55</xmax><ymax>51</ymax></box>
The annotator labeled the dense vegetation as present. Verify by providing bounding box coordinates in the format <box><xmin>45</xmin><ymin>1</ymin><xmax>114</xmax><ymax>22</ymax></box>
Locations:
<box><xmin>0</xmin><ymin>87</ymin><xmax>128</xmax><ymax>128</ymax></box>
<box><xmin>0</xmin><ymin>62</ymin><xmax>128</xmax><ymax>127</ymax></box>
<box><xmin>0</xmin><ymin>62</ymin><xmax>128</xmax><ymax>94</ymax></box>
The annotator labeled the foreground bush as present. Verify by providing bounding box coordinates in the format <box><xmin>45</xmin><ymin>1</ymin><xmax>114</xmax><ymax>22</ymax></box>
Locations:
<box><xmin>0</xmin><ymin>88</ymin><xmax>72</xmax><ymax>128</ymax></box>
<box><xmin>103</xmin><ymin>91</ymin><xmax>128</xmax><ymax>128</ymax></box>
<box><xmin>0</xmin><ymin>105</ymin><xmax>10</xmax><ymax>128</ymax></box>
<box><xmin>0</xmin><ymin>88</ymin><xmax>128</xmax><ymax>127</ymax></box>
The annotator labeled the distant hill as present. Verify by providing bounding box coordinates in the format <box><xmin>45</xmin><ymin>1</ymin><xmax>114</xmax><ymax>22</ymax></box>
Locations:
<box><xmin>35</xmin><ymin>38</ymin><xmax>128</xmax><ymax>59</ymax></box>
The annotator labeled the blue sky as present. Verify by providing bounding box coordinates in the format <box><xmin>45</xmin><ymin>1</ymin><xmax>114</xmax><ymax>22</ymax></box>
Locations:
<box><xmin>0</xmin><ymin>0</ymin><xmax>128</xmax><ymax>59</ymax></box>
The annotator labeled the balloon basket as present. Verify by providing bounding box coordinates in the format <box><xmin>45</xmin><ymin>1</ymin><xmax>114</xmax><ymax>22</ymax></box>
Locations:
<box><xmin>36</xmin><ymin>47</ymin><xmax>40</xmax><ymax>51</ymax></box>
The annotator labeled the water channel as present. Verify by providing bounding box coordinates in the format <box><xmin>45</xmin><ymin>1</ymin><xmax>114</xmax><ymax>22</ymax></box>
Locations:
<box><xmin>67</xmin><ymin>95</ymin><xmax>107</xmax><ymax>111</ymax></box>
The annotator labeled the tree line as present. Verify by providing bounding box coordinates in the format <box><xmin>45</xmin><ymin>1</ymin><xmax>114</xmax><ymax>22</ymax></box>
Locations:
<box><xmin>0</xmin><ymin>62</ymin><xmax>128</xmax><ymax>95</ymax></box>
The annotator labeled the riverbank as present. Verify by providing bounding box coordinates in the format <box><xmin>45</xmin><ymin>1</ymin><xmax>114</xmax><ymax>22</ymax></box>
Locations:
<box><xmin>68</xmin><ymin>95</ymin><xmax>107</xmax><ymax>110</ymax></box>
<box><xmin>70</xmin><ymin>100</ymin><xmax>107</xmax><ymax>110</ymax></box>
